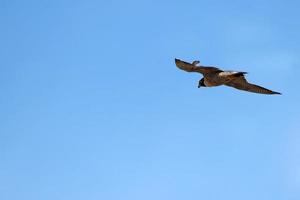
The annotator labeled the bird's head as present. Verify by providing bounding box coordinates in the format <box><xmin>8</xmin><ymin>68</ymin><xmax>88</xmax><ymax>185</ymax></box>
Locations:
<box><xmin>198</xmin><ymin>78</ymin><xmax>205</xmax><ymax>88</ymax></box>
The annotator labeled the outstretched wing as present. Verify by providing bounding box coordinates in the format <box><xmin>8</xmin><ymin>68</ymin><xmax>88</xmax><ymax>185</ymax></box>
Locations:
<box><xmin>225</xmin><ymin>76</ymin><xmax>281</xmax><ymax>95</ymax></box>
<box><xmin>175</xmin><ymin>58</ymin><xmax>222</xmax><ymax>75</ymax></box>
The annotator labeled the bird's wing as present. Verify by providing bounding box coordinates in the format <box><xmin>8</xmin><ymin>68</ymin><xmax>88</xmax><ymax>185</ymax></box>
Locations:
<box><xmin>175</xmin><ymin>58</ymin><xmax>222</xmax><ymax>75</ymax></box>
<box><xmin>225</xmin><ymin>76</ymin><xmax>281</xmax><ymax>95</ymax></box>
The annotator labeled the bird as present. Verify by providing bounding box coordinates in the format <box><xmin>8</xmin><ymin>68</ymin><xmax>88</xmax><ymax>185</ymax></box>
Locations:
<box><xmin>175</xmin><ymin>58</ymin><xmax>281</xmax><ymax>95</ymax></box>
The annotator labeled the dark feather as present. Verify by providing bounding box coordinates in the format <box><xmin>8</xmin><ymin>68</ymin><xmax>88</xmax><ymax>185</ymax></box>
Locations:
<box><xmin>175</xmin><ymin>58</ymin><xmax>222</xmax><ymax>75</ymax></box>
<box><xmin>225</xmin><ymin>76</ymin><xmax>281</xmax><ymax>95</ymax></box>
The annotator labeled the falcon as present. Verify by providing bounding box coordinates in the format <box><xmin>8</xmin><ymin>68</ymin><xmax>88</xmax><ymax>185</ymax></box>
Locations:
<box><xmin>175</xmin><ymin>58</ymin><xmax>281</xmax><ymax>95</ymax></box>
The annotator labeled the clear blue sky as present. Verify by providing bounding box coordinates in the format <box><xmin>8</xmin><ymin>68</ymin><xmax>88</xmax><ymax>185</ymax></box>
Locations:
<box><xmin>1</xmin><ymin>0</ymin><xmax>300</xmax><ymax>199</ymax></box>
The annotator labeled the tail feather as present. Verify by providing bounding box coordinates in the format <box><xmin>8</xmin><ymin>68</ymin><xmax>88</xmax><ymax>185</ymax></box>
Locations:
<box><xmin>233</xmin><ymin>72</ymin><xmax>247</xmax><ymax>77</ymax></box>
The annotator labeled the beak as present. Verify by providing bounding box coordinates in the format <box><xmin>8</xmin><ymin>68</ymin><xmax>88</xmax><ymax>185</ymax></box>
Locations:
<box><xmin>198</xmin><ymin>80</ymin><xmax>202</xmax><ymax>88</ymax></box>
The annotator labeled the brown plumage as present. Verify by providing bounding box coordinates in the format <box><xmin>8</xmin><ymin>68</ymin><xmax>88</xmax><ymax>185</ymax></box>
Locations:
<box><xmin>175</xmin><ymin>58</ymin><xmax>222</xmax><ymax>75</ymax></box>
<box><xmin>175</xmin><ymin>58</ymin><xmax>281</xmax><ymax>95</ymax></box>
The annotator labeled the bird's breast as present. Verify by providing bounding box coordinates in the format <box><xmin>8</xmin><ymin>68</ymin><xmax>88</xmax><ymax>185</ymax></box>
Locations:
<box><xmin>204</xmin><ymin>79</ymin><xmax>216</xmax><ymax>87</ymax></box>
<box><xmin>204</xmin><ymin>75</ymin><xmax>224</xmax><ymax>87</ymax></box>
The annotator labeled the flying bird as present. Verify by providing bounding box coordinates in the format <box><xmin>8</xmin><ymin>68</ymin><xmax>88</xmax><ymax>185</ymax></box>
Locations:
<box><xmin>175</xmin><ymin>58</ymin><xmax>281</xmax><ymax>95</ymax></box>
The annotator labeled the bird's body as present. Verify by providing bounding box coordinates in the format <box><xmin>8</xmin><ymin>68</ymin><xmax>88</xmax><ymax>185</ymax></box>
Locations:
<box><xmin>203</xmin><ymin>71</ymin><xmax>248</xmax><ymax>87</ymax></box>
<box><xmin>203</xmin><ymin>73</ymin><xmax>225</xmax><ymax>87</ymax></box>
<box><xmin>175</xmin><ymin>58</ymin><xmax>281</xmax><ymax>95</ymax></box>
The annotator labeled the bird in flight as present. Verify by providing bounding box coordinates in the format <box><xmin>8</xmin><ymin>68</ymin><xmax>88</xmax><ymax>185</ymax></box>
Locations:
<box><xmin>175</xmin><ymin>58</ymin><xmax>281</xmax><ymax>95</ymax></box>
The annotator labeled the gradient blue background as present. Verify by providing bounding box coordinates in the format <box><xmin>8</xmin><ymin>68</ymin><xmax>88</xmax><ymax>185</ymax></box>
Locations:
<box><xmin>1</xmin><ymin>0</ymin><xmax>300</xmax><ymax>199</ymax></box>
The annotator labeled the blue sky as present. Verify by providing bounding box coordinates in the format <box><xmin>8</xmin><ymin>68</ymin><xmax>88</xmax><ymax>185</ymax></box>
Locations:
<box><xmin>1</xmin><ymin>0</ymin><xmax>300</xmax><ymax>199</ymax></box>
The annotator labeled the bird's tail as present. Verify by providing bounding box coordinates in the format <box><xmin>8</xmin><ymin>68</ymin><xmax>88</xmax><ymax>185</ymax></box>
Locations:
<box><xmin>232</xmin><ymin>72</ymin><xmax>247</xmax><ymax>77</ymax></box>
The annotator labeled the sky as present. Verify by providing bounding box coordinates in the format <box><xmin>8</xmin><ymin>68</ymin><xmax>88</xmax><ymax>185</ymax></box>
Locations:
<box><xmin>1</xmin><ymin>0</ymin><xmax>300</xmax><ymax>199</ymax></box>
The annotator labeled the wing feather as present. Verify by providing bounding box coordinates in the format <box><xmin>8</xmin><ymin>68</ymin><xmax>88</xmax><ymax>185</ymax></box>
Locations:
<box><xmin>175</xmin><ymin>58</ymin><xmax>222</xmax><ymax>75</ymax></box>
<box><xmin>225</xmin><ymin>76</ymin><xmax>281</xmax><ymax>95</ymax></box>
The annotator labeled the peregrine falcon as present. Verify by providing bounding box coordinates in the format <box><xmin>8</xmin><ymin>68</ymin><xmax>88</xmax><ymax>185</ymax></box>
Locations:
<box><xmin>175</xmin><ymin>58</ymin><xmax>281</xmax><ymax>95</ymax></box>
